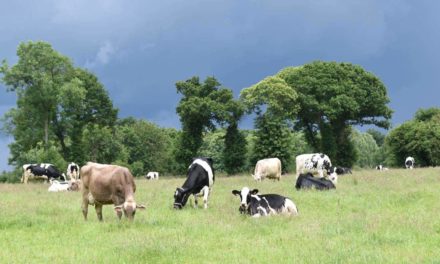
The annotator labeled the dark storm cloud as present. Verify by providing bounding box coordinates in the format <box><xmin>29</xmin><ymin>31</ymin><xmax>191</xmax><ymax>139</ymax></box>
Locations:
<box><xmin>1</xmin><ymin>0</ymin><xmax>439</xmax><ymax>170</ymax></box>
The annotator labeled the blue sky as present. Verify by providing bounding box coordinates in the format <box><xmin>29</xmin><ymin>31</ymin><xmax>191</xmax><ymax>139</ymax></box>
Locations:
<box><xmin>1</xmin><ymin>0</ymin><xmax>439</xmax><ymax>170</ymax></box>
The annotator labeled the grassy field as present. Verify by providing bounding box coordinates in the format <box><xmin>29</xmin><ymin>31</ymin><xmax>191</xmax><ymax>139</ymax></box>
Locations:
<box><xmin>1</xmin><ymin>168</ymin><xmax>440</xmax><ymax>263</ymax></box>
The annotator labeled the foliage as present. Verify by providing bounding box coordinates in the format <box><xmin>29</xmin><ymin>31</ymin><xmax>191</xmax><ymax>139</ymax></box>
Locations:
<box><xmin>366</xmin><ymin>128</ymin><xmax>386</xmax><ymax>147</ymax></box>
<box><xmin>115</xmin><ymin>118</ymin><xmax>175</xmax><ymax>176</ymax></box>
<box><xmin>175</xmin><ymin>76</ymin><xmax>240</xmax><ymax>173</ymax></box>
<box><xmin>223</xmin><ymin>123</ymin><xmax>247</xmax><ymax>175</ymax></box>
<box><xmin>241</xmin><ymin>76</ymin><xmax>299</xmax><ymax>171</ymax></box>
<box><xmin>350</xmin><ymin>130</ymin><xmax>380</xmax><ymax>168</ymax></box>
<box><xmin>277</xmin><ymin>61</ymin><xmax>392</xmax><ymax>166</ymax></box>
<box><xmin>385</xmin><ymin>108</ymin><xmax>440</xmax><ymax>167</ymax></box>
<box><xmin>81</xmin><ymin>125</ymin><xmax>123</xmax><ymax>164</ymax></box>
<box><xmin>0</xmin><ymin>41</ymin><xmax>117</xmax><ymax>169</ymax></box>
<box><xmin>197</xmin><ymin>130</ymin><xmax>226</xmax><ymax>172</ymax></box>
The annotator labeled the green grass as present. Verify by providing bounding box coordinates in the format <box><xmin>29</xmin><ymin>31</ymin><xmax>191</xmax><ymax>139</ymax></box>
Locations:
<box><xmin>1</xmin><ymin>168</ymin><xmax>440</xmax><ymax>263</ymax></box>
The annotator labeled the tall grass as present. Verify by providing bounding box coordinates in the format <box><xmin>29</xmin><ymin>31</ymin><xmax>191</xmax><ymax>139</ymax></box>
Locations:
<box><xmin>1</xmin><ymin>168</ymin><xmax>440</xmax><ymax>263</ymax></box>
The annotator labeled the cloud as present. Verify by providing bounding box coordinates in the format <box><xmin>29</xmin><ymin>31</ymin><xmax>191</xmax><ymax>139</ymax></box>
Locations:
<box><xmin>85</xmin><ymin>41</ymin><xmax>116</xmax><ymax>68</ymax></box>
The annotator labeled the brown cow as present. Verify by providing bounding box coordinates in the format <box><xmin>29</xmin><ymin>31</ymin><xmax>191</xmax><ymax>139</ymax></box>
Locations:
<box><xmin>80</xmin><ymin>162</ymin><xmax>145</xmax><ymax>221</ymax></box>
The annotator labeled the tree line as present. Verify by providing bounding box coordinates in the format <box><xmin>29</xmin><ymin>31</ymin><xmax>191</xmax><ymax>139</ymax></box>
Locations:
<box><xmin>1</xmin><ymin>41</ymin><xmax>438</xmax><ymax>182</ymax></box>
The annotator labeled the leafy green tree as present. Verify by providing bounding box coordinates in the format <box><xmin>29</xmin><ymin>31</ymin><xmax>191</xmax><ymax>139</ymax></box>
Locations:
<box><xmin>18</xmin><ymin>141</ymin><xmax>67</xmax><ymax>173</ymax></box>
<box><xmin>82</xmin><ymin>124</ymin><xmax>123</xmax><ymax>164</ymax></box>
<box><xmin>197</xmin><ymin>130</ymin><xmax>226</xmax><ymax>172</ymax></box>
<box><xmin>277</xmin><ymin>61</ymin><xmax>392</xmax><ymax>167</ymax></box>
<box><xmin>175</xmin><ymin>76</ymin><xmax>238</xmax><ymax>172</ymax></box>
<box><xmin>115</xmin><ymin>118</ymin><xmax>172</xmax><ymax>175</ymax></box>
<box><xmin>350</xmin><ymin>129</ymin><xmax>379</xmax><ymax>168</ymax></box>
<box><xmin>223</xmin><ymin>122</ymin><xmax>247</xmax><ymax>175</ymax></box>
<box><xmin>240</xmin><ymin>76</ymin><xmax>299</xmax><ymax>171</ymax></box>
<box><xmin>386</xmin><ymin>108</ymin><xmax>440</xmax><ymax>167</ymax></box>
<box><xmin>366</xmin><ymin>129</ymin><xmax>386</xmax><ymax>147</ymax></box>
<box><xmin>1</xmin><ymin>41</ymin><xmax>117</xmax><ymax>168</ymax></box>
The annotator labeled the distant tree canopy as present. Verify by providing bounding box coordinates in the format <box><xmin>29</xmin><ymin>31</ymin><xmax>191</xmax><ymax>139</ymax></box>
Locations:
<box><xmin>241</xmin><ymin>76</ymin><xmax>299</xmax><ymax>171</ymax></box>
<box><xmin>175</xmin><ymin>76</ymin><xmax>245</xmax><ymax>173</ymax></box>
<box><xmin>276</xmin><ymin>61</ymin><xmax>393</xmax><ymax>167</ymax></box>
<box><xmin>386</xmin><ymin>107</ymin><xmax>440</xmax><ymax>167</ymax></box>
<box><xmin>1</xmin><ymin>41</ymin><xmax>117</xmax><ymax>168</ymax></box>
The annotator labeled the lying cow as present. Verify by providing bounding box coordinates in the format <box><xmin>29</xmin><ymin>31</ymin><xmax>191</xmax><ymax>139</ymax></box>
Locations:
<box><xmin>335</xmin><ymin>167</ymin><xmax>352</xmax><ymax>175</ymax></box>
<box><xmin>295</xmin><ymin>173</ymin><xmax>336</xmax><ymax>190</ymax></box>
<box><xmin>295</xmin><ymin>153</ymin><xmax>337</xmax><ymax>184</ymax></box>
<box><xmin>376</xmin><ymin>164</ymin><xmax>389</xmax><ymax>171</ymax></box>
<box><xmin>232</xmin><ymin>187</ymin><xmax>298</xmax><ymax>217</ymax></box>
<box><xmin>67</xmin><ymin>162</ymin><xmax>80</xmax><ymax>180</ymax></box>
<box><xmin>252</xmin><ymin>158</ymin><xmax>281</xmax><ymax>181</ymax></box>
<box><xmin>174</xmin><ymin>157</ymin><xmax>214</xmax><ymax>209</ymax></box>
<box><xmin>145</xmin><ymin>171</ymin><xmax>159</xmax><ymax>180</ymax></box>
<box><xmin>48</xmin><ymin>179</ymin><xmax>81</xmax><ymax>192</ymax></box>
<box><xmin>80</xmin><ymin>162</ymin><xmax>145</xmax><ymax>221</ymax></box>
<box><xmin>22</xmin><ymin>163</ymin><xmax>66</xmax><ymax>184</ymax></box>
<box><xmin>405</xmin><ymin>157</ymin><xmax>415</xmax><ymax>169</ymax></box>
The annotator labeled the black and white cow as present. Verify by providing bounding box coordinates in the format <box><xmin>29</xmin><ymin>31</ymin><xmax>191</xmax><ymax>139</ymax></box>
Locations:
<box><xmin>173</xmin><ymin>157</ymin><xmax>215</xmax><ymax>209</ymax></box>
<box><xmin>22</xmin><ymin>163</ymin><xmax>66</xmax><ymax>184</ymax></box>
<box><xmin>145</xmin><ymin>171</ymin><xmax>159</xmax><ymax>180</ymax></box>
<box><xmin>376</xmin><ymin>164</ymin><xmax>389</xmax><ymax>171</ymax></box>
<box><xmin>405</xmin><ymin>157</ymin><xmax>415</xmax><ymax>169</ymax></box>
<box><xmin>66</xmin><ymin>162</ymin><xmax>80</xmax><ymax>180</ymax></box>
<box><xmin>335</xmin><ymin>167</ymin><xmax>352</xmax><ymax>175</ymax></box>
<box><xmin>232</xmin><ymin>187</ymin><xmax>298</xmax><ymax>217</ymax></box>
<box><xmin>295</xmin><ymin>173</ymin><xmax>336</xmax><ymax>190</ymax></box>
<box><xmin>295</xmin><ymin>153</ymin><xmax>337</xmax><ymax>184</ymax></box>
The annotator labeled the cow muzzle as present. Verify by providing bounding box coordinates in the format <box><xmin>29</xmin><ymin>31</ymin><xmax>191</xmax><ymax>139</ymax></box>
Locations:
<box><xmin>173</xmin><ymin>203</ymin><xmax>183</xmax><ymax>209</ymax></box>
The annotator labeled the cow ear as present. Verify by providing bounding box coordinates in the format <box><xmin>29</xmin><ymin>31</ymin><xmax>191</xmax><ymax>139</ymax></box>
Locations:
<box><xmin>251</xmin><ymin>189</ymin><xmax>259</xmax><ymax>195</ymax></box>
<box><xmin>232</xmin><ymin>190</ymin><xmax>240</xmax><ymax>196</ymax></box>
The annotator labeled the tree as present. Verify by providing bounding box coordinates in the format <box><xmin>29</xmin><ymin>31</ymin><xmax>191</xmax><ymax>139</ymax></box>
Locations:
<box><xmin>1</xmin><ymin>41</ymin><xmax>117</xmax><ymax>167</ymax></box>
<box><xmin>385</xmin><ymin>108</ymin><xmax>440</xmax><ymax>167</ymax></box>
<box><xmin>350</xmin><ymin>129</ymin><xmax>379</xmax><ymax>168</ymax></box>
<box><xmin>240</xmin><ymin>76</ymin><xmax>299</xmax><ymax>171</ymax></box>
<box><xmin>175</xmin><ymin>76</ymin><xmax>239</xmax><ymax>173</ymax></box>
<box><xmin>223</xmin><ymin>122</ymin><xmax>247</xmax><ymax>175</ymax></box>
<box><xmin>115</xmin><ymin>118</ymin><xmax>173</xmax><ymax>175</ymax></box>
<box><xmin>366</xmin><ymin>129</ymin><xmax>386</xmax><ymax>147</ymax></box>
<box><xmin>277</xmin><ymin>61</ymin><xmax>392</xmax><ymax>166</ymax></box>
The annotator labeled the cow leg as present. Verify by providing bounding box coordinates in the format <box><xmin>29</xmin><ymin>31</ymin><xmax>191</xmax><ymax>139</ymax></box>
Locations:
<box><xmin>202</xmin><ymin>186</ymin><xmax>210</xmax><ymax>209</ymax></box>
<box><xmin>82</xmin><ymin>191</ymin><xmax>89</xmax><ymax>220</ymax></box>
<box><xmin>95</xmin><ymin>204</ymin><xmax>103</xmax><ymax>222</ymax></box>
<box><xmin>194</xmin><ymin>194</ymin><xmax>198</xmax><ymax>208</ymax></box>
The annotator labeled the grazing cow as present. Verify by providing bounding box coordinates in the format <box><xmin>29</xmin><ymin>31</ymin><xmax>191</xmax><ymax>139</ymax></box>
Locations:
<box><xmin>66</xmin><ymin>162</ymin><xmax>80</xmax><ymax>180</ymax></box>
<box><xmin>252</xmin><ymin>158</ymin><xmax>282</xmax><ymax>181</ymax></box>
<box><xmin>80</xmin><ymin>162</ymin><xmax>145</xmax><ymax>221</ymax></box>
<box><xmin>295</xmin><ymin>173</ymin><xmax>336</xmax><ymax>190</ymax></box>
<box><xmin>22</xmin><ymin>163</ymin><xmax>66</xmax><ymax>184</ymax></box>
<box><xmin>335</xmin><ymin>167</ymin><xmax>352</xmax><ymax>175</ymax></box>
<box><xmin>48</xmin><ymin>179</ymin><xmax>80</xmax><ymax>192</ymax></box>
<box><xmin>174</xmin><ymin>157</ymin><xmax>214</xmax><ymax>209</ymax></box>
<box><xmin>295</xmin><ymin>153</ymin><xmax>337</xmax><ymax>183</ymax></box>
<box><xmin>232</xmin><ymin>187</ymin><xmax>298</xmax><ymax>217</ymax></box>
<box><xmin>145</xmin><ymin>171</ymin><xmax>159</xmax><ymax>180</ymax></box>
<box><xmin>405</xmin><ymin>157</ymin><xmax>415</xmax><ymax>169</ymax></box>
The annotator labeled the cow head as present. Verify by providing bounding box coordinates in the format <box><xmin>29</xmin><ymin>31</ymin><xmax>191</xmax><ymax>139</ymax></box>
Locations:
<box><xmin>251</xmin><ymin>174</ymin><xmax>261</xmax><ymax>181</ymax></box>
<box><xmin>232</xmin><ymin>187</ymin><xmax>259</xmax><ymax>213</ymax></box>
<box><xmin>173</xmin><ymin>187</ymin><xmax>190</xmax><ymax>209</ymax></box>
<box><xmin>326</xmin><ymin>167</ymin><xmax>338</xmax><ymax>184</ymax></box>
<box><xmin>67</xmin><ymin>180</ymin><xmax>81</xmax><ymax>191</ymax></box>
<box><xmin>114</xmin><ymin>198</ymin><xmax>146</xmax><ymax>221</ymax></box>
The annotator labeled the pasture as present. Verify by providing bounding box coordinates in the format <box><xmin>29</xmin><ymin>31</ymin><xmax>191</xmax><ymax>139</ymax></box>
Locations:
<box><xmin>1</xmin><ymin>168</ymin><xmax>440</xmax><ymax>263</ymax></box>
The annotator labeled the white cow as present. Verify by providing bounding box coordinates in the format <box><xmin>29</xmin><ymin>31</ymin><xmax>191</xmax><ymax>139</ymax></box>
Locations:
<box><xmin>405</xmin><ymin>157</ymin><xmax>415</xmax><ymax>169</ymax></box>
<box><xmin>48</xmin><ymin>179</ymin><xmax>80</xmax><ymax>192</ymax></box>
<box><xmin>295</xmin><ymin>153</ymin><xmax>337</xmax><ymax>184</ymax></box>
<box><xmin>145</xmin><ymin>171</ymin><xmax>159</xmax><ymax>180</ymax></box>
<box><xmin>252</xmin><ymin>158</ymin><xmax>281</xmax><ymax>181</ymax></box>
